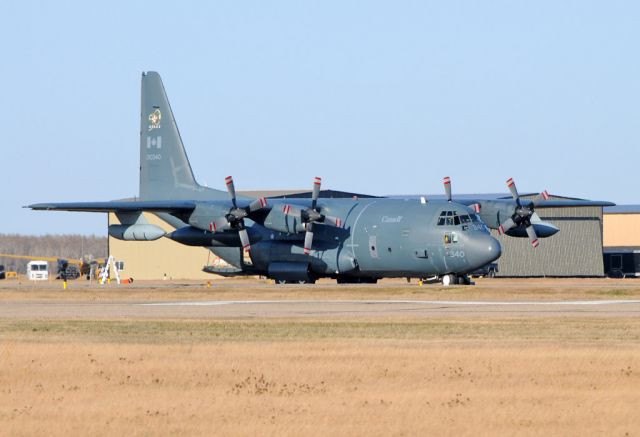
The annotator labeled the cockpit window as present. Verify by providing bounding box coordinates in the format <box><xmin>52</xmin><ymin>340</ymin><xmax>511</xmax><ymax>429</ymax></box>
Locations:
<box><xmin>438</xmin><ymin>210</ymin><xmax>468</xmax><ymax>227</ymax></box>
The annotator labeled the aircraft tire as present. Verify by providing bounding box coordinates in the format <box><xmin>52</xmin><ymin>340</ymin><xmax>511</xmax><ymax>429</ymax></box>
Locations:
<box><xmin>442</xmin><ymin>274</ymin><xmax>454</xmax><ymax>286</ymax></box>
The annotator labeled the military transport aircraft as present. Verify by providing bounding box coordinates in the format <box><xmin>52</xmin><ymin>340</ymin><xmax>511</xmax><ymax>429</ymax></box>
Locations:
<box><xmin>29</xmin><ymin>72</ymin><xmax>614</xmax><ymax>285</ymax></box>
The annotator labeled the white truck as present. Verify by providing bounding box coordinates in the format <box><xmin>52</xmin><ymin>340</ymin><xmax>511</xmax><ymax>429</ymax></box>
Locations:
<box><xmin>27</xmin><ymin>261</ymin><xmax>49</xmax><ymax>281</ymax></box>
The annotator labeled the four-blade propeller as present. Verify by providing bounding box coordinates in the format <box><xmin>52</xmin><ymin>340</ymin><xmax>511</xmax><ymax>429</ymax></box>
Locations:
<box><xmin>497</xmin><ymin>177</ymin><xmax>549</xmax><ymax>248</ymax></box>
<box><xmin>211</xmin><ymin>175</ymin><xmax>546</xmax><ymax>253</ymax></box>
<box><xmin>208</xmin><ymin>176</ymin><xmax>268</xmax><ymax>252</ymax></box>
<box><xmin>281</xmin><ymin>177</ymin><xmax>343</xmax><ymax>254</ymax></box>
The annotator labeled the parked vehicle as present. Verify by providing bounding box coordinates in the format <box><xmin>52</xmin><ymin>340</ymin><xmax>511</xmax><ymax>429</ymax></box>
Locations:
<box><xmin>0</xmin><ymin>253</ymin><xmax>103</xmax><ymax>280</ymax></box>
<box><xmin>470</xmin><ymin>262</ymin><xmax>499</xmax><ymax>278</ymax></box>
<box><xmin>0</xmin><ymin>265</ymin><xmax>5</xmax><ymax>280</ymax></box>
<box><xmin>56</xmin><ymin>259</ymin><xmax>80</xmax><ymax>280</ymax></box>
<box><xmin>27</xmin><ymin>261</ymin><xmax>49</xmax><ymax>281</ymax></box>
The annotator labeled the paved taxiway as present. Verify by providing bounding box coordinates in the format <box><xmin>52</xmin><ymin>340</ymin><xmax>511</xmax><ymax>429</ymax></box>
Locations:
<box><xmin>1</xmin><ymin>299</ymin><xmax>640</xmax><ymax>319</ymax></box>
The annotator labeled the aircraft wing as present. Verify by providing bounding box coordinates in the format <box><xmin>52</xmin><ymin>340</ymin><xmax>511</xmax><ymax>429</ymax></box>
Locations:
<box><xmin>457</xmin><ymin>198</ymin><xmax>615</xmax><ymax>209</ymax></box>
<box><xmin>27</xmin><ymin>199</ymin><xmax>274</xmax><ymax>237</ymax></box>
<box><xmin>519</xmin><ymin>199</ymin><xmax>615</xmax><ymax>208</ymax></box>
<box><xmin>27</xmin><ymin>200</ymin><xmax>198</xmax><ymax>213</ymax></box>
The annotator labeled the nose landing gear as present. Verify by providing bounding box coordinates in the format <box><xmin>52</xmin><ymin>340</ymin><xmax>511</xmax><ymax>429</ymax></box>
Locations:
<box><xmin>441</xmin><ymin>274</ymin><xmax>472</xmax><ymax>286</ymax></box>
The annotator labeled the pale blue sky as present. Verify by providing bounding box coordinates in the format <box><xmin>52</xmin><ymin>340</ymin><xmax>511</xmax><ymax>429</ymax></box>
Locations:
<box><xmin>1</xmin><ymin>1</ymin><xmax>638</xmax><ymax>235</ymax></box>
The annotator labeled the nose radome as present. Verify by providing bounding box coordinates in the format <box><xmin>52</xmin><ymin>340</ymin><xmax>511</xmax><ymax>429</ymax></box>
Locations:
<box><xmin>486</xmin><ymin>235</ymin><xmax>502</xmax><ymax>262</ymax></box>
<box><xmin>467</xmin><ymin>233</ymin><xmax>502</xmax><ymax>269</ymax></box>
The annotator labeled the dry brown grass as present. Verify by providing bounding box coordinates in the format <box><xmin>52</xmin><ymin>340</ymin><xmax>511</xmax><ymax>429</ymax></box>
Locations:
<box><xmin>2</xmin><ymin>277</ymin><xmax>640</xmax><ymax>302</ymax></box>
<box><xmin>1</xmin><ymin>340</ymin><xmax>639</xmax><ymax>436</ymax></box>
<box><xmin>2</xmin><ymin>317</ymin><xmax>640</xmax><ymax>344</ymax></box>
<box><xmin>2</xmin><ymin>279</ymin><xmax>640</xmax><ymax>435</ymax></box>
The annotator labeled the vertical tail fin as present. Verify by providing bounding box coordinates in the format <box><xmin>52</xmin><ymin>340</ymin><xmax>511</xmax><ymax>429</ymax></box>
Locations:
<box><xmin>139</xmin><ymin>72</ymin><xmax>225</xmax><ymax>200</ymax></box>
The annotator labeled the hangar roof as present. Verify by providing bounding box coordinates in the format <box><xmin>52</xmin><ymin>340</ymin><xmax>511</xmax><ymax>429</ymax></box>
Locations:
<box><xmin>604</xmin><ymin>205</ymin><xmax>640</xmax><ymax>214</ymax></box>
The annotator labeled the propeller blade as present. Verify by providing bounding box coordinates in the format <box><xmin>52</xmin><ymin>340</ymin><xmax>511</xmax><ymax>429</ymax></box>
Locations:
<box><xmin>303</xmin><ymin>223</ymin><xmax>314</xmax><ymax>255</ymax></box>
<box><xmin>443</xmin><ymin>176</ymin><xmax>452</xmax><ymax>202</ymax></box>
<box><xmin>323</xmin><ymin>215</ymin><xmax>343</xmax><ymax>227</ymax></box>
<box><xmin>209</xmin><ymin>216</ymin><xmax>230</xmax><ymax>233</ymax></box>
<box><xmin>532</xmin><ymin>190</ymin><xmax>550</xmax><ymax>204</ymax></box>
<box><xmin>469</xmin><ymin>203</ymin><xmax>481</xmax><ymax>213</ymax></box>
<box><xmin>506</xmin><ymin>178</ymin><xmax>519</xmax><ymax>201</ymax></box>
<box><xmin>526</xmin><ymin>225</ymin><xmax>539</xmax><ymax>248</ymax></box>
<box><xmin>225</xmin><ymin>176</ymin><xmax>237</xmax><ymax>206</ymax></box>
<box><xmin>498</xmin><ymin>218</ymin><xmax>516</xmax><ymax>235</ymax></box>
<box><xmin>249</xmin><ymin>197</ymin><xmax>268</xmax><ymax>212</ymax></box>
<box><xmin>238</xmin><ymin>228</ymin><xmax>251</xmax><ymax>252</ymax></box>
<box><xmin>312</xmin><ymin>177</ymin><xmax>321</xmax><ymax>209</ymax></box>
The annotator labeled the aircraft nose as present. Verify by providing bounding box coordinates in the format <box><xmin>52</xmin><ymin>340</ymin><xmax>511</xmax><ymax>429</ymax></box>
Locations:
<box><xmin>486</xmin><ymin>235</ymin><xmax>502</xmax><ymax>262</ymax></box>
<box><xmin>468</xmin><ymin>233</ymin><xmax>502</xmax><ymax>268</ymax></box>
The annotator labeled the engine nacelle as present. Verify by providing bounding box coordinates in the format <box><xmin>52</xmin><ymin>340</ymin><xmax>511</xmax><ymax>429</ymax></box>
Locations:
<box><xmin>476</xmin><ymin>201</ymin><xmax>560</xmax><ymax>238</ymax></box>
<box><xmin>504</xmin><ymin>221</ymin><xmax>559</xmax><ymax>238</ymax></box>
<box><xmin>165</xmin><ymin>225</ymin><xmax>251</xmax><ymax>247</ymax></box>
<box><xmin>263</xmin><ymin>207</ymin><xmax>306</xmax><ymax>234</ymax></box>
<box><xmin>477</xmin><ymin>200</ymin><xmax>517</xmax><ymax>229</ymax></box>
<box><xmin>108</xmin><ymin>224</ymin><xmax>166</xmax><ymax>241</ymax></box>
<box><xmin>188</xmin><ymin>203</ymin><xmax>231</xmax><ymax>231</ymax></box>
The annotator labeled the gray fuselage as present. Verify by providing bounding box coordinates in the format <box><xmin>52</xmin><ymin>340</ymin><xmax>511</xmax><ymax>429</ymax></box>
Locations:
<box><xmin>245</xmin><ymin>198</ymin><xmax>501</xmax><ymax>279</ymax></box>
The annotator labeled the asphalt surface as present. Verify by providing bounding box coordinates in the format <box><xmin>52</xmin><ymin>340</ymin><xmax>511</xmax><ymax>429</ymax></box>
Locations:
<box><xmin>1</xmin><ymin>299</ymin><xmax>640</xmax><ymax>319</ymax></box>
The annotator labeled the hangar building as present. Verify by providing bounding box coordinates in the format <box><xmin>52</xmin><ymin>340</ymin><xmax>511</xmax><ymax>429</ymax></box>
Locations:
<box><xmin>602</xmin><ymin>205</ymin><xmax>640</xmax><ymax>277</ymax></box>
<box><xmin>107</xmin><ymin>191</ymin><xmax>615</xmax><ymax>280</ymax></box>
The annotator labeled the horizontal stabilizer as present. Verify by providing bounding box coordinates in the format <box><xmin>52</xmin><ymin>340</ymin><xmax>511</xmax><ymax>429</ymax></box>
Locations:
<box><xmin>27</xmin><ymin>200</ymin><xmax>197</xmax><ymax>213</ymax></box>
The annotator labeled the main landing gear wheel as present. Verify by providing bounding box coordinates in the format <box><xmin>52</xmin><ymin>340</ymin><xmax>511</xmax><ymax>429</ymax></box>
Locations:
<box><xmin>442</xmin><ymin>274</ymin><xmax>471</xmax><ymax>286</ymax></box>
<box><xmin>441</xmin><ymin>274</ymin><xmax>455</xmax><ymax>286</ymax></box>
